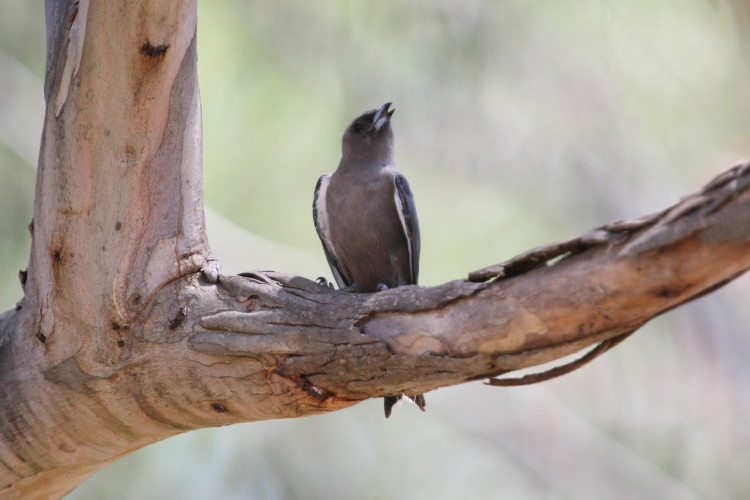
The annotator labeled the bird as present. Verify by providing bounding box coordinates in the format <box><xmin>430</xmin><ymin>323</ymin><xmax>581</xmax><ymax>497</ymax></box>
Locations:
<box><xmin>312</xmin><ymin>102</ymin><xmax>425</xmax><ymax>418</ymax></box>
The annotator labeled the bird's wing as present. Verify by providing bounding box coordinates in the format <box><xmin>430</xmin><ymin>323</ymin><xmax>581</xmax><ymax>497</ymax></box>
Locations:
<box><xmin>393</xmin><ymin>174</ymin><xmax>420</xmax><ymax>284</ymax></box>
<box><xmin>313</xmin><ymin>174</ymin><xmax>348</xmax><ymax>288</ymax></box>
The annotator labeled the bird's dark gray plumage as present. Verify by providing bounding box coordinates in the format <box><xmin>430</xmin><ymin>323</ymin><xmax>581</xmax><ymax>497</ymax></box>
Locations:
<box><xmin>313</xmin><ymin>102</ymin><xmax>425</xmax><ymax>418</ymax></box>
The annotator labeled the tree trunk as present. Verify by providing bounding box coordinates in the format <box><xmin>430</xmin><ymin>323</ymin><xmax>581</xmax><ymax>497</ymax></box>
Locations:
<box><xmin>1</xmin><ymin>1</ymin><xmax>749</xmax><ymax>499</ymax></box>
<box><xmin>2</xmin><ymin>1</ymin><xmax>210</xmax><ymax>498</ymax></box>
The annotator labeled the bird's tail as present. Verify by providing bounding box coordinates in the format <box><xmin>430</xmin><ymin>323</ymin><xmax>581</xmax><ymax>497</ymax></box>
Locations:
<box><xmin>384</xmin><ymin>394</ymin><xmax>426</xmax><ymax>418</ymax></box>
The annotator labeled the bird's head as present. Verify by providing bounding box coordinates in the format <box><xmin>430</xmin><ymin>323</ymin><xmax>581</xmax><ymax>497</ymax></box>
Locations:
<box><xmin>341</xmin><ymin>102</ymin><xmax>395</xmax><ymax>163</ymax></box>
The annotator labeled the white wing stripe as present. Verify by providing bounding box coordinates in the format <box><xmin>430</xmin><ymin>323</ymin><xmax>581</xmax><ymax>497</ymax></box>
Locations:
<box><xmin>314</xmin><ymin>174</ymin><xmax>332</xmax><ymax>244</ymax></box>
<box><xmin>313</xmin><ymin>174</ymin><xmax>346</xmax><ymax>288</ymax></box>
<box><xmin>392</xmin><ymin>176</ymin><xmax>414</xmax><ymax>278</ymax></box>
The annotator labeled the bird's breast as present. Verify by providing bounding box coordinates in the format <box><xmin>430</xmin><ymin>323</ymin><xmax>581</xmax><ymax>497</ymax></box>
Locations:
<box><xmin>325</xmin><ymin>169</ymin><xmax>411</xmax><ymax>290</ymax></box>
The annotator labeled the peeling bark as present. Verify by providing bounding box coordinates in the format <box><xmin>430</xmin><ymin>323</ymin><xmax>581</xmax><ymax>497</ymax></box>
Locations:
<box><xmin>0</xmin><ymin>1</ymin><xmax>748</xmax><ymax>499</ymax></box>
<box><xmin>193</xmin><ymin>162</ymin><xmax>750</xmax><ymax>399</ymax></box>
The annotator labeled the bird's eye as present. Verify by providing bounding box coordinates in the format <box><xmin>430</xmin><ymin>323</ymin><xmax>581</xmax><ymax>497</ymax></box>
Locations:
<box><xmin>352</xmin><ymin>121</ymin><xmax>364</xmax><ymax>133</ymax></box>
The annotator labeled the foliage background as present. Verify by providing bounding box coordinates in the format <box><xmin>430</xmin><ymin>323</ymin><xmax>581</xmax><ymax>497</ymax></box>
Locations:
<box><xmin>1</xmin><ymin>1</ymin><xmax>750</xmax><ymax>499</ymax></box>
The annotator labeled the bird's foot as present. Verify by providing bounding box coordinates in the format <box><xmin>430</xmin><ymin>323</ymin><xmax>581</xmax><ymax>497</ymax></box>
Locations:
<box><xmin>315</xmin><ymin>278</ymin><xmax>359</xmax><ymax>293</ymax></box>
<box><xmin>376</xmin><ymin>283</ymin><xmax>390</xmax><ymax>292</ymax></box>
<box><xmin>315</xmin><ymin>277</ymin><xmax>336</xmax><ymax>289</ymax></box>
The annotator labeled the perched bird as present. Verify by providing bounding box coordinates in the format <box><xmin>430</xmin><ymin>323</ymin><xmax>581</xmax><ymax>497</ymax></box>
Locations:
<box><xmin>313</xmin><ymin>102</ymin><xmax>425</xmax><ymax>418</ymax></box>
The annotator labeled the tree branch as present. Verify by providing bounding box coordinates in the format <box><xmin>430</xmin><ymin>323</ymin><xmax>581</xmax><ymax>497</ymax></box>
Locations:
<box><xmin>1</xmin><ymin>0</ymin><xmax>749</xmax><ymax>498</ymax></box>
<box><xmin>191</xmin><ymin>162</ymin><xmax>750</xmax><ymax>401</ymax></box>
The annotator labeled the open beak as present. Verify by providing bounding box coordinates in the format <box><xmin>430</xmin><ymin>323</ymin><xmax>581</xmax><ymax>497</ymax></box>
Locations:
<box><xmin>373</xmin><ymin>102</ymin><xmax>395</xmax><ymax>132</ymax></box>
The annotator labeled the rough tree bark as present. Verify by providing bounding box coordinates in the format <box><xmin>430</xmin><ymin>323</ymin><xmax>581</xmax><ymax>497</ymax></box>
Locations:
<box><xmin>0</xmin><ymin>1</ymin><xmax>748</xmax><ymax>499</ymax></box>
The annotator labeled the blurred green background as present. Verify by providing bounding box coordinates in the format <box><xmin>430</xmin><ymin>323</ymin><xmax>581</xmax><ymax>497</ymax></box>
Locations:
<box><xmin>2</xmin><ymin>1</ymin><xmax>750</xmax><ymax>499</ymax></box>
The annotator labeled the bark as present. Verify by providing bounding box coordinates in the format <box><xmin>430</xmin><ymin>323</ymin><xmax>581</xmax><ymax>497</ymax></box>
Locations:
<box><xmin>0</xmin><ymin>1</ymin><xmax>749</xmax><ymax>499</ymax></box>
<box><xmin>193</xmin><ymin>162</ymin><xmax>750</xmax><ymax>398</ymax></box>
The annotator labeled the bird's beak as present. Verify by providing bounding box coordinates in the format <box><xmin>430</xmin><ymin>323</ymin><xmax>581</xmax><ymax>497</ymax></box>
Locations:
<box><xmin>373</xmin><ymin>102</ymin><xmax>395</xmax><ymax>132</ymax></box>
